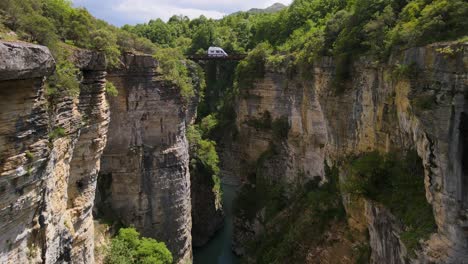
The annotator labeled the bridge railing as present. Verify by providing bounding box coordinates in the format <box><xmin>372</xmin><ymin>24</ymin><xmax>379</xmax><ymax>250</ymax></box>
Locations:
<box><xmin>186</xmin><ymin>54</ymin><xmax>247</xmax><ymax>61</ymax></box>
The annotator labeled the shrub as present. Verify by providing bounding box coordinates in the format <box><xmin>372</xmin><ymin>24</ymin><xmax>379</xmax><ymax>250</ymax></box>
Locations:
<box><xmin>91</xmin><ymin>29</ymin><xmax>121</xmax><ymax>68</ymax></box>
<box><xmin>48</xmin><ymin>126</ymin><xmax>66</xmax><ymax>140</ymax></box>
<box><xmin>187</xmin><ymin>124</ymin><xmax>221</xmax><ymax>199</ymax></box>
<box><xmin>18</xmin><ymin>13</ymin><xmax>58</xmax><ymax>46</ymax></box>
<box><xmin>235</xmin><ymin>42</ymin><xmax>272</xmax><ymax>90</ymax></box>
<box><xmin>245</xmin><ymin>111</ymin><xmax>272</xmax><ymax>130</ymax></box>
<box><xmin>198</xmin><ymin>114</ymin><xmax>218</xmax><ymax>137</ymax></box>
<box><xmin>154</xmin><ymin>47</ymin><xmax>194</xmax><ymax>100</ymax></box>
<box><xmin>272</xmin><ymin>117</ymin><xmax>290</xmax><ymax>139</ymax></box>
<box><xmin>105</xmin><ymin>81</ymin><xmax>119</xmax><ymax>97</ymax></box>
<box><xmin>105</xmin><ymin>228</ymin><xmax>172</xmax><ymax>264</ymax></box>
<box><xmin>245</xmin><ymin>113</ymin><xmax>289</xmax><ymax>139</ymax></box>
<box><xmin>392</xmin><ymin>63</ymin><xmax>419</xmax><ymax>80</ymax></box>
<box><xmin>412</xmin><ymin>94</ymin><xmax>436</xmax><ymax>111</ymax></box>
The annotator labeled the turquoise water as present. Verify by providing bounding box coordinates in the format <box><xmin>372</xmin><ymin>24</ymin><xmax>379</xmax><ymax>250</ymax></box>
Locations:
<box><xmin>193</xmin><ymin>183</ymin><xmax>240</xmax><ymax>264</ymax></box>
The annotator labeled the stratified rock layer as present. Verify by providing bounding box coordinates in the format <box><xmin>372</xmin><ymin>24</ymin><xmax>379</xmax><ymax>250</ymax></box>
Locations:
<box><xmin>97</xmin><ymin>54</ymin><xmax>193</xmax><ymax>263</ymax></box>
<box><xmin>0</xmin><ymin>41</ymin><xmax>109</xmax><ymax>264</ymax></box>
<box><xmin>232</xmin><ymin>42</ymin><xmax>468</xmax><ymax>263</ymax></box>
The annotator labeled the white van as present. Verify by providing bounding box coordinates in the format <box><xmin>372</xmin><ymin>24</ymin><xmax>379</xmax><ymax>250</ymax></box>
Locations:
<box><xmin>208</xmin><ymin>47</ymin><xmax>228</xmax><ymax>57</ymax></box>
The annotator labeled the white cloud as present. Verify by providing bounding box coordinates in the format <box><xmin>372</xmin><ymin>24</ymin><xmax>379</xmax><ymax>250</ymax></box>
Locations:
<box><xmin>115</xmin><ymin>0</ymin><xmax>227</xmax><ymax>22</ymax></box>
<box><xmin>72</xmin><ymin>0</ymin><xmax>293</xmax><ymax>26</ymax></box>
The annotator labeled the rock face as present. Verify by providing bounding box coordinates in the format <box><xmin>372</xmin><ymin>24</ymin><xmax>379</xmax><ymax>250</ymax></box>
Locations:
<box><xmin>232</xmin><ymin>42</ymin><xmax>468</xmax><ymax>263</ymax></box>
<box><xmin>97</xmin><ymin>54</ymin><xmax>193</xmax><ymax>263</ymax></box>
<box><xmin>190</xmin><ymin>166</ymin><xmax>224</xmax><ymax>247</ymax></box>
<box><xmin>0</xmin><ymin>41</ymin><xmax>109</xmax><ymax>263</ymax></box>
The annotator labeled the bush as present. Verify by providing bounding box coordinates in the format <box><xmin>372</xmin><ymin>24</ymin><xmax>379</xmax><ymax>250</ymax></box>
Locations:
<box><xmin>187</xmin><ymin>124</ymin><xmax>221</xmax><ymax>199</ymax></box>
<box><xmin>235</xmin><ymin>42</ymin><xmax>272</xmax><ymax>90</ymax></box>
<box><xmin>48</xmin><ymin>126</ymin><xmax>66</xmax><ymax>140</ymax></box>
<box><xmin>245</xmin><ymin>111</ymin><xmax>272</xmax><ymax>130</ymax></box>
<box><xmin>154</xmin><ymin>47</ymin><xmax>195</xmax><ymax>100</ymax></box>
<box><xmin>91</xmin><ymin>29</ymin><xmax>121</xmax><ymax>68</ymax></box>
<box><xmin>18</xmin><ymin>13</ymin><xmax>58</xmax><ymax>46</ymax></box>
<box><xmin>105</xmin><ymin>228</ymin><xmax>172</xmax><ymax>264</ymax></box>
<box><xmin>45</xmin><ymin>48</ymin><xmax>80</xmax><ymax>97</ymax></box>
<box><xmin>272</xmin><ymin>117</ymin><xmax>290</xmax><ymax>139</ymax></box>
<box><xmin>105</xmin><ymin>81</ymin><xmax>119</xmax><ymax>97</ymax></box>
<box><xmin>412</xmin><ymin>94</ymin><xmax>436</xmax><ymax>111</ymax></box>
<box><xmin>392</xmin><ymin>63</ymin><xmax>419</xmax><ymax>80</ymax></box>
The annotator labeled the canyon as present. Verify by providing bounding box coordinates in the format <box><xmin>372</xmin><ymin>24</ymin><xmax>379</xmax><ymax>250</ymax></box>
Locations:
<box><xmin>0</xmin><ymin>38</ymin><xmax>467</xmax><ymax>264</ymax></box>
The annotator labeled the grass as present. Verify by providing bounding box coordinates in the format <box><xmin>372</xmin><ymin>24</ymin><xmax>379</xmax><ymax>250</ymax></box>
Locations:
<box><xmin>25</xmin><ymin>151</ymin><xmax>34</xmax><ymax>161</ymax></box>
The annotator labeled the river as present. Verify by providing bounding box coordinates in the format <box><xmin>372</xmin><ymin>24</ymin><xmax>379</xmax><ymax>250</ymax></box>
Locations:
<box><xmin>193</xmin><ymin>183</ymin><xmax>240</xmax><ymax>264</ymax></box>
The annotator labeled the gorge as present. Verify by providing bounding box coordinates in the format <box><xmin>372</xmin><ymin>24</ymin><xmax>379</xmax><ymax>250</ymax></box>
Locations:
<box><xmin>0</xmin><ymin>0</ymin><xmax>468</xmax><ymax>263</ymax></box>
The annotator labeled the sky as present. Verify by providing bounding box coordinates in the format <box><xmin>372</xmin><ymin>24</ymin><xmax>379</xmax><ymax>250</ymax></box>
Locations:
<box><xmin>71</xmin><ymin>0</ymin><xmax>293</xmax><ymax>27</ymax></box>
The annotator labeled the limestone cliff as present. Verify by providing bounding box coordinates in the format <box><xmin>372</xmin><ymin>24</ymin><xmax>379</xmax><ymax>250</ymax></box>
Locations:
<box><xmin>96</xmin><ymin>54</ymin><xmax>193</xmax><ymax>263</ymax></box>
<box><xmin>232</xmin><ymin>42</ymin><xmax>468</xmax><ymax>263</ymax></box>
<box><xmin>0</xmin><ymin>41</ymin><xmax>109</xmax><ymax>263</ymax></box>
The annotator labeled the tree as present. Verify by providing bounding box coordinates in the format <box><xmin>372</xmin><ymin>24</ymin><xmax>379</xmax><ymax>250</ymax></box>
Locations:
<box><xmin>105</xmin><ymin>228</ymin><xmax>172</xmax><ymax>264</ymax></box>
<box><xmin>91</xmin><ymin>29</ymin><xmax>121</xmax><ymax>67</ymax></box>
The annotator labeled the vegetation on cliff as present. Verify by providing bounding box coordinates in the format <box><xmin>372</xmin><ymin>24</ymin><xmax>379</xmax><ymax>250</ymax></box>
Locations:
<box><xmin>187</xmin><ymin>118</ymin><xmax>222</xmax><ymax>200</ymax></box>
<box><xmin>233</xmin><ymin>160</ymin><xmax>368</xmax><ymax>263</ymax></box>
<box><xmin>105</xmin><ymin>228</ymin><xmax>172</xmax><ymax>264</ymax></box>
<box><xmin>343</xmin><ymin>151</ymin><xmax>437</xmax><ymax>256</ymax></box>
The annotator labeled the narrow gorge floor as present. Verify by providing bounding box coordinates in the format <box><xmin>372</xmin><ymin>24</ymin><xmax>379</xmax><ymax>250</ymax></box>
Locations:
<box><xmin>194</xmin><ymin>183</ymin><xmax>240</xmax><ymax>264</ymax></box>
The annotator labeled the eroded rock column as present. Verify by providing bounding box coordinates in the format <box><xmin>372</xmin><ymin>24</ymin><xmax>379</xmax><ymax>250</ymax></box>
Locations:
<box><xmin>97</xmin><ymin>54</ymin><xmax>193</xmax><ymax>263</ymax></box>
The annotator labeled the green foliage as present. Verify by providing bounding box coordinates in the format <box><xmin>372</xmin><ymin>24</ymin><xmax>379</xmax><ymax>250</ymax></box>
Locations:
<box><xmin>392</xmin><ymin>63</ymin><xmax>419</xmax><ymax>80</ymax></box>
<box><xmin>187</xmin><ymin>123</ymin><xmax>221</xmax><ymax>198</ymax></box>
<box><xmin>238</xmin><ymin>162</ymin><xmax>346</xmax><ymax>263</ymax></box>
<box><xmin>91</xmin><ymin>28</ymin><xmax>121</xmax><ymax>67</ymax></box>
<box><xmin>343</xmin><ymin>151</ymin><xmax>437</xmax><ymax>256</ymax></box>
<box><xmin>105</xmin><ymin>228</ymin><xmax>172</xmax><ymax>264</ymax></box>
<box><xmin>25</xmin><ymin>151</ymin><xmax>34</xmax><ymax>161</ymax></box>
<box><xmin>48</xmin><ymin>126</ymin><xmax>66</xmax><ymax>140</ymax></box>
<box><xmin>245</xmin><ymin>112</ymin><xmax>290</xmax><ymax>139</ymax></box>
<box><xmin>412</xmin><ymin>94</ymin><xmax>436</xmax><ymax>111</ymax></box>
<box><xmin>272</xmin><ymin>117</ymin><xmax>290</xmax><ymax>139</ymax></box>
<box><xmin>46</xmin><ymin>49</ymin><xmax>80</xmax><ymax>97</ymax></box>
<box><xmin>154</xmin><ymin>48</ymin><xmax>194</xmax><ymax>100</ymax></box>
<box><xmin>233</xmin><ymin>145</ymin><xmax>286</xmax><ymax>221</ymax></box>
<box><xmin>198</xmin><ymin>114</ymin><xmax>218</xmax><ymax>137</ymax></box>
<box><xmin>235</xmin><ymin>42</ymin><xmax>272</xmax><ymax>90</ymax></box>
<box><xmin>105</xmin><ymin>81</ymin><xmax>119</xmax><ymax>97</ymax></box>
<box><xmin>245</xmin><ymin>111</ymin><xmax>272</xmax><ymax>130</ymax></box>
<box><xmin>19</xmin><ymin>13</ymin><xmax>58</xmax><ymax>46</ymax></box>
<box><xmin>354</xmin><ymin>241</ymin><xmax>371</xmax><ymax>264</ymax></box>
<box><xmin>389</xmin><ymin>0</ymin><xmax>468</xmax><ymax>47</ymax></box>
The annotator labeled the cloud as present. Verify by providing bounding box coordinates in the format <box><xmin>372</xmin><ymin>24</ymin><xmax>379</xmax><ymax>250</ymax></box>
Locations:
<box><xmin>72</xmin><ymin>0</ymin><xmax>293</xmax><ymax>26</ymax></box>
